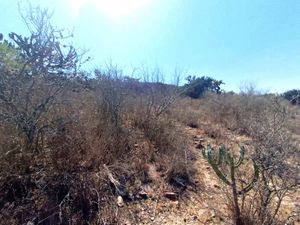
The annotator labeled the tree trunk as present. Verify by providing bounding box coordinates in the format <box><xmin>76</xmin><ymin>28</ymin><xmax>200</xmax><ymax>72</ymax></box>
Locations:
<box><xmin>231</xmin><ymin>165</ymin><xmax>244</xmax><ymax>225</ymax></box>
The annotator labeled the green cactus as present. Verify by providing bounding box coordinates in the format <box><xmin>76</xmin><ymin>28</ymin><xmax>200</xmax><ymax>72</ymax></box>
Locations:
<box><xmin>202</xmin><ymin>145</ymin><xmax>259</xmax><ymax>225</ymax></box>
<box><xmin>202</xmin><ymin>145</ymin><xmax>259</xmax><ymax>193</ymax></box>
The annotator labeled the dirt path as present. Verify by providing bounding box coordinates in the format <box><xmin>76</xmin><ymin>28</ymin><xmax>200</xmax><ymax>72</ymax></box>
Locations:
<box><xmin>125</xmin><ymin>125</ymin><xmax>299</xmax><ymax>225</ymax></box>
<box><xmin>125</xmin><ymin>126</ymin><xmax>232</xmax><ymax>225</ymax></box>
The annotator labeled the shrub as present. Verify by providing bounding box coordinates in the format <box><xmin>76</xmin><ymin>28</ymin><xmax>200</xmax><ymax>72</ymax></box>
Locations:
<box><xmin>0</xmin><ymin>6</ymin><xmax>82</xmax><ymax>153</ymax></box>
<box><xmin>201</xmin><ymin>91</ymin><xmax>300</xmax><ymax>224</ymax></box>
<box><xmin>0</xmin><ymin>18</ymin><xmax>196</xmax><ymax>223</ymax></box>
<box><xmin>168</xmin><ymin>98</ymin><xmax>203</xmax><ymax>128</ymax></box>
<box><xmin>282</xmin><ymin>89</ymin><xmax>300</xmax><ymax>105</ymax></box>
<box><xmin>184</xmin><ymin>76</ymin><xmax>224</xmax><ymax>99</ymax></box>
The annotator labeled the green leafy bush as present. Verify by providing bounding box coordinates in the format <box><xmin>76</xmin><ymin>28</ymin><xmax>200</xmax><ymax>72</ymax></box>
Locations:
<box><xmin>282</xmin><ymin>89</ymin><xmax>300</xmax><ymax>105</ymax></box>
<box><xmin>184</xmin><ymin>76</ymin><xmax>224</xmax><ymax>99</ymax></box>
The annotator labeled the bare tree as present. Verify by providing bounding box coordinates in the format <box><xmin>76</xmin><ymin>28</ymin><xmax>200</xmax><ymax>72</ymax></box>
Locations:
<box><xmin>240</xmin><ymin>97</ymin><xmax>299</xmax><ymax>224</ymax></box>
<box><xmin>0</xmin><ymin>5</ymin><xmax>83</xmax><ymax>152</ymax></box>
<box><xmin>137</xmin><ymin>66</ymin><xmax>185</xmax><ymax>119</ymax></box>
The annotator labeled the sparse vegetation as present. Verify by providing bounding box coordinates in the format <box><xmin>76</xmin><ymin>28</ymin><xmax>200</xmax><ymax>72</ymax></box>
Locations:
<box><xmin>0</xmin><ymin>4</ymin><xmax>299</xmax><ymax>225</ymax></box>
<box><xmin>0</xmin><ymin>7</ymin><xmax>196</xmax><ymax>224</ymax></box>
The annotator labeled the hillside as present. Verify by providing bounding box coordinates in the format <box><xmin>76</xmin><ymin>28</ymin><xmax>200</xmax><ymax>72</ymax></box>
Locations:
<box><xmin>1</xmin><ymin>6</ymin><xmax>300</xmax><ymax>225</ymax></box>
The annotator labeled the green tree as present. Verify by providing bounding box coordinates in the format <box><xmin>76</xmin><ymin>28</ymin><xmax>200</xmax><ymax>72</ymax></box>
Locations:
<box><xmin>282</xmin><ymin>89</ymin><xmax>300</xmax><ymax>105</ymax></box>
<box><xmin>184</xmin><ymin>75</ymin><xmax>224</xmax><ymax>98</ymax></box>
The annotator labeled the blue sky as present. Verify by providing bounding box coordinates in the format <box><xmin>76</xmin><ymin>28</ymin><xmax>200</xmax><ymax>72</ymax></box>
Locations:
<box><xmin>1</xmin><ymin>0</ymin><xmax>300</xmax><ymax>92</ymax></box>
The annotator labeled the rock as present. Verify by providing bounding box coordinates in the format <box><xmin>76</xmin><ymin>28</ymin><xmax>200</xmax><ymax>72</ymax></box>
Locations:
<box><xmin>213</xmin><ymin>184</ymin><xmax>221</xmax><ymax>189</ymax></box>
<box><xmin>117</xmin><ymin>196</ymin><xmax>124</xmax><ymax>207</ymax></box>
<box><xmin>195</xmin><ymin>142</ymin><xmax>204</xmax><ymax>149</ymax></box>
<box><xmin>163</xmin><ymin>192</ymin><xmax>178</xmax><ymax>200</ymax></box>
<box><xmin>141</xmin><ymin>184</ymin><xmax>155</xmax><ymax>198</ymax></box>
<box><xmin>210</xmin><ymin>209</ymin><xmax>216</xmax><ymax>218</ymax></box>
<box><xmin>137</xmin><ymin>190</ymin><xmax>148</xmax><ymax>199</ymax></box>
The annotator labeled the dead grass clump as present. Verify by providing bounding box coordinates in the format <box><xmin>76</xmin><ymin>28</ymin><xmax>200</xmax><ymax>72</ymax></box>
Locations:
<box><xmin>169</xmin><ymin>98</ymin><xmax>203</xmax><ymax>128</ymax></box>
<box><xmin>132</xmin><ymin>110</ymin><xmax>195</xmax><ymax>187</ymax></box>
<box><xmin>202</xmin><ymin>123</ymin><xmax>226</xmax><ymax>140</ymax></box>
<box><xmin>199</xmin><ymin>92</ymin><xmax>263</xmax><ymax>133</ymax></box>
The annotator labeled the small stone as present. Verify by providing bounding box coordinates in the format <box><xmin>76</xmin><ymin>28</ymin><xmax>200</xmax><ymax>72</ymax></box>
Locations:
<box><xmin>213</xmin><ymin>184</ymin><xmax>221</xmax><ymax>189</ymax></box>
<box><xmin>137</xmin><ymin>190</ymin><xmax>148</xmax><ymax>199</ymax></box>
<box><xmin>163</xmin><ymin>192</ymin><xmax>178</xmax><ymax>200</ymax></box>
<box><xmin>210</xmin><ymin>209</ymin><xmax>216</xmax><ymax>218</ymax></box>
<box><xmin>117</xmin><ymin>196</ymin><xmax>124</xmax><ymax>207</ymax></box>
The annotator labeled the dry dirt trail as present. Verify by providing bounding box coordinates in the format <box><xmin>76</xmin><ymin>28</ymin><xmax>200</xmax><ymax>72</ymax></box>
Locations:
<box><xmin>126</xmin><ymin>125</ymin><xmax>233</xmax><ymax>225</ymax></box>
<box><xmin>125</xmin><ymin>124</ymin><xmax>299</xmax><ymax>225</ymax></box>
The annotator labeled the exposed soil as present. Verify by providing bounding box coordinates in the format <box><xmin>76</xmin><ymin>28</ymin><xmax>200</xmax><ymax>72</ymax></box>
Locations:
<box><xmin>121</xmin><ymin>124</ymin><xmax>300</xmax><ymax>225</ymax></box>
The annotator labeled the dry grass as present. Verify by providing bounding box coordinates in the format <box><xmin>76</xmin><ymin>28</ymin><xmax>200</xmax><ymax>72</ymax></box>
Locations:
<box><xmin>0</xmin><ymin>67</ymin><xmax>197</xmax><ymax>224</ymax></box>
<box><xmin>170</xmin><ymin>92</ymin><xmax>299</xmax><ymax>225</ymax></box>
<box><xmin>1</xmin><ymin>5</ymin><xmax>299</xmax><ymax>224</ymax></box>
